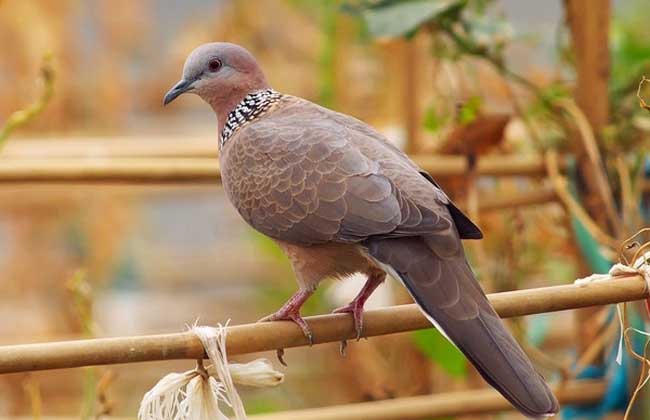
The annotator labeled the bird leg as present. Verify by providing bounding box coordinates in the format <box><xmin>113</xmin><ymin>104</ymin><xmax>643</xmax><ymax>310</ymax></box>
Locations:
<box><xmin>258</xmin><ymin>288</ymin><xmax>315</xmax><ymax>345</ymax></box>
<box><xmin>333</xmin><ymin>269</ymin><xmax>386</xmax><ymax>343</ymax></box>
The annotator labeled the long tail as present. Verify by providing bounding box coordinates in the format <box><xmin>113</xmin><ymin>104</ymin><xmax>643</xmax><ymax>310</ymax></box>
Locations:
<box><xmin>366</xmin><ymin>236</ymin><xmax>559</xmax><ymax>418</ymax></box>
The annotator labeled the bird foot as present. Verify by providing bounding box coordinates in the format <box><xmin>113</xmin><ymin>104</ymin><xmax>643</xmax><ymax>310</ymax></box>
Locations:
<box><xmin>258</xmin><ymin>289</ymin><xmax>315</xmax><ymax>365</ymax></box>
<box><xmin>258</xmin><ymin>309</ymin><xmax>314</xmax><ymax>346</ymax></box>
<box><xmin>258</xmin><ymin>309</ymin><xmax>313</xmax><ymax>366</ymax></box>
<box><xmin>333</xmin><ymin>300</ymin><xmax>365</xmax><ymax>342</ymax></box>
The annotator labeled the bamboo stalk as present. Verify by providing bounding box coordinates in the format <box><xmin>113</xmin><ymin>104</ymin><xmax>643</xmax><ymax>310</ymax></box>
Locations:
<box><xmin>0</xmin><ymin>158</ymin><xmax>221</xmax><ymax>184</ymax></box>
<box><xmin>0</xmin><ymin>137</ymin><xmax>219</xmax><ymax>159</ymax></box>
<box><xmin>0</xmin><ymin>380</ymin><xmax>605</xmax><ymax>420</ymax></box>
<box><xmin>414</xmin><ymin>154</ymin><xmax>551</xmax><ymax>177</ymax></box>
<box><xmin>1</xmin><ymin>137</ymin><xmax>555</xmax><ymax>179</ymax></box>
<box><xmin>479</xmin><ymin>188</ymin><xmax>558</xmax><ymax>213</ymax></box>
<box><xmin>0</xmin><ymin>184</ymin><xmax>557</xmax><ymax>214</ymax></box>
<box><xmin>0</xmin><ymin>275</ymin><xmax>645</xmax><ymax>374</ymax></box>
<box><xmin>252</xmin><ymin>380</ymin><xmax>605</xmax><ymax>420</ymax></box>
<box><xmin>0</xmin><ymin>155</ymin><xmax>554</xmax><ymax>184</ymax></box>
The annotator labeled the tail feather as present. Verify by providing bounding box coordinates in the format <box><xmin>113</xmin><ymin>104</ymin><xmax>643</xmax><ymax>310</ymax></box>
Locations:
<box><xmin>366</xmin><ymin>237</ymin><xmax>559</xmax><ymax>418</ymax></box>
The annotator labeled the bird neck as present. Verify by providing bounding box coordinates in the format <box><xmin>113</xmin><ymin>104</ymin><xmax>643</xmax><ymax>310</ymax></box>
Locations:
<box><xmin>217</xmin><ymin>89</ymin><xmax>283</xmax><ymax>149</ymax></box>
<box><xmin>210</xmin><ymin>91</ymin><xmax>251</xmax><ymax>134</ymax></box>
<box><xmin>208</xmin><ymin>74</ymin><xmax>271</xmax><ymax>134</ymax></box>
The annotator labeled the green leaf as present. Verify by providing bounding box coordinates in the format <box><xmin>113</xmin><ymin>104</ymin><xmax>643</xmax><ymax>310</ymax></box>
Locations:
<box><xmin>412</xmin><ymin>328</ymin><xmax>467</xmax><ymax>378</ymax></box>
<box><xmin>457</xmin><ymin>95</ymin><xmax>482</xmax><ymax>125</ymax></box>
<box><xmin>359</xmin><ymin>0</ymin><xmax>465</xmax><ymax>39</ymax></box>
<box><xmin>423</xmin><ymin>105</ymin><xmax>449</xmax><ymax>133</ymax></box>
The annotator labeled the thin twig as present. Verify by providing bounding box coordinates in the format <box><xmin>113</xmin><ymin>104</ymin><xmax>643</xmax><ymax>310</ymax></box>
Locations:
<box><xmin>572</xmin><ymin>312</ymin><xmax>619</xmax><ymax>374</ymax></box>
<box><xmin>555</xmin><ymin>98</ymin><xmax>623</xmax><ymax>237</ymax></box>
<box><xmin>545</xmin><ymin>150</ymin><xmax>618</xmax><ymax>249</ymax></box>
<box><xmin>615</xmin><ymin>154</ymin><xmax>637</xmax><ymax>234</ymax></box>
<box><xmin>0</xmin><ymin>53</ymin><xmax>55</xmax><ymax>150</ymax></box>
<box><xmin>636</xmin><ymin>76</ymin><xmax>650</xmax><ymax>113</ymax></box>
<box><xmin>623</xmin><ymin>338</ymin><xmax>650</xmax><ymax>420</ymax></box>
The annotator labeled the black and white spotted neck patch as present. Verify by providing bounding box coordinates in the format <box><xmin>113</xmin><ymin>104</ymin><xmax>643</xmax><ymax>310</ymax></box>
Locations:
<box><xmin>220</xmin><ymin>89</ymin><xmax>283</xmax><ymax>148</ymax></box>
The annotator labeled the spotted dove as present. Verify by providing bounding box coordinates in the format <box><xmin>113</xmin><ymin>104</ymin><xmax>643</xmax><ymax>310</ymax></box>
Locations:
<box><xmin>164</xmin><ymin>42</ymin><xmax>559</xmax><ymax>417</ymax></box>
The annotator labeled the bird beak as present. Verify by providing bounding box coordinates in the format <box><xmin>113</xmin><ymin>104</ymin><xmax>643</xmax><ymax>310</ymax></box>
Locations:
<box><xmin>163</xmin><ymin>79</ymin><xmax>195</xmax><ymax>106</ymax></box>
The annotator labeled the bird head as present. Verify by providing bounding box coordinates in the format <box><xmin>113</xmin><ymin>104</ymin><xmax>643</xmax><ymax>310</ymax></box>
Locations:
<box><xmin>164</xmin><ymin>42</ymin><xmax>269</xmax><ymax>117</ymax></box>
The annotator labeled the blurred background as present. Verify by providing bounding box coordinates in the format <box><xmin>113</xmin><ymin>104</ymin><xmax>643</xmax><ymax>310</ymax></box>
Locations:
<box><xmin>0</xmin><ymin>0</ymin><xmax>649</xmax><ymax>419</ymax></box>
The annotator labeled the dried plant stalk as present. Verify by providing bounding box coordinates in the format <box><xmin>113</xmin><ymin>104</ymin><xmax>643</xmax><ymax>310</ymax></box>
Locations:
<box><xmin>637</xmin><ymin>76</ymin><xmax>650</xmax><ymax>113</ymax></box>
<box><xmin>0</xmin><ymin>54</ymin><xmax>55</xmax><ymax>149</ymax></box>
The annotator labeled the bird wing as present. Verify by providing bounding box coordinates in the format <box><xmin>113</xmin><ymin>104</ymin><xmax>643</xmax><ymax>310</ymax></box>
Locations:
<box><xmin>323</xmin><ymin>102</ymin><xmax>482</xmax><ymax>240</ymax></box>
<box><xmin>219</xmin><ymin>102</ymin><xmax>454</xmax><ymax>246</ymax></box>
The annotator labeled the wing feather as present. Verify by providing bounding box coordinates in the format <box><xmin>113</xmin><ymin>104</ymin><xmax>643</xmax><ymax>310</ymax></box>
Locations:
<box><xmin>220</xmin><ymin>114</ymin><xmax>450</xmax><ymax>245</ymax></box>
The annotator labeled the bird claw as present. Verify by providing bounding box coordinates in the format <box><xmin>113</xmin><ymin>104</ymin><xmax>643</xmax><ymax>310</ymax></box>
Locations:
<box><xmin>276</xmin><ymin>348</ymin><xmax>287</xmax><ymax>366</ymax></box>
<box><xmin>258</xmin><ymin>310</ymin><xmax>314</xmax><ymax>346</ymax></box>
<box><xmin>333</xmin><ymin>302</ymin><xmax>364</xmax><ymax>341</ymax></box>
<box><xmin>339</xmin><ymin>340</ymin><xmax>348</xmax><ymax>357</ymax></box>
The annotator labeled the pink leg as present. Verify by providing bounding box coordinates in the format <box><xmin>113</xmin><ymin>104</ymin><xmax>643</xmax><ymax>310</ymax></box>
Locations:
<box><xmin>259</xmin><ymin>288</ymin><xmax>315</xmax><ymax>344</ymax></box>
<box><xmin>333</xmin><ymin>269</ymin><xmax>386</xmax><ymax>340</ymax></box>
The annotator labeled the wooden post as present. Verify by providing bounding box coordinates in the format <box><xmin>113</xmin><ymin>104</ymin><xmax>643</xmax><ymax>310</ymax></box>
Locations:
<box><xmin>564</xmin><ymin>0</ymin><xmax>613</xmax><ymax>358</ymax></box>
<box><xmin>564</xmin><ymin>0</ymin><xmax>614</xmax><ymax>232</ymax></box>
<box><xmin>565</xmin><ymin>0</ymin><xmax>611</xmax><ymax>130</ymax></box>
<box><xmin>403</xmin><ymin>37</ymin><xmax>422</xmax><ymax>154</ymax></box>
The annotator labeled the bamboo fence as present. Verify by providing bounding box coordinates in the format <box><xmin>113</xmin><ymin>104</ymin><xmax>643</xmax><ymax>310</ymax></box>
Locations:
<box><xmin>0</xmin><ymin>274</ymin><xmax>645</xmax><ymax>374</ymax></box>
<box><xmin>0</xmin><ymin>139</ymin><xmax>638</xmax><ymax>419</ymax></box>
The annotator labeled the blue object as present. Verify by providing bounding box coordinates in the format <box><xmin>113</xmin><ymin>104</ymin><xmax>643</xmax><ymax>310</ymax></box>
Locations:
<box><xmin>566</xmin><ymin>157</ymin><xmax>612</xmax><ymax>274</ymax></box>
<box><xmin>563</xmin><ymin>308</ymin><xmax>647</xmax><ymax>419</ymax></box>
<box><xmin>561</xmin><ymin>160</ymin><xmax>648</xmax><ymax>418</ymax></box>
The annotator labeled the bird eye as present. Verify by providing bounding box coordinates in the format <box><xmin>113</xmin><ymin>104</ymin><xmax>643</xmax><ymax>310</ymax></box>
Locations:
<box><xmin>208</xmin><ymin>58</ymin><xmax>222</xmax><ymax>72</ymax></box>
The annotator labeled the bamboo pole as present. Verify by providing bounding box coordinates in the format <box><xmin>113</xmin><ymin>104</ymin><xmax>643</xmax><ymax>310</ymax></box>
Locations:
<box><xmin>0</xmin><ymin>137</ymin><xmax>219</xmax><ymax>159</ymax></box>
<box><xmin>479</xmin><ymin>188</ymin><xmax>558</xmax><ymax>213</ymax></box>
<box><xmin>403</xmin><ymin>37</ymin><xmax>422</xmax><ymax>154</ymax></box>
<box><xmin>0</xmin><ymin>158</ymin><xmax>220</xmax><ymax>184</ymax></box>
<box><xmin>0</xmin><ymin>380</ymin><xmax>605</xmax><ymax>420</ymax></box>
<box><xmin>0</xmin><ymin>183</ymin><xmax>558</xmax><ymax>214</ymax></box>
<box><xmin>564</xmin><ymin>0</ymin><xmax>615</xmax><ymax>367</ymax></box>
<box><xmin>0</xmin><ymin>155</ymin><xmax>554</xmax><ymax>184</ymax></box>
<box><xmin>252</xmin><ymin>380</ymin><xmax>605</xmax><ymax>420</ymax></box>
<box><xmin>416</xmin><ymin>154</ymin><xmax>551</xmax><ymax>177</ymax></box>
<box><xmin>0</xmin><ymin>275</ymin><xmax>645</xmax><ymax>374</ymax></box>
<box><xmin>564</xmin><ymin>0</ymin><xmax>615</xmax><ymax>233</ymax></box>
